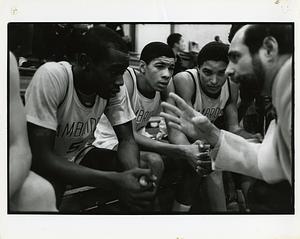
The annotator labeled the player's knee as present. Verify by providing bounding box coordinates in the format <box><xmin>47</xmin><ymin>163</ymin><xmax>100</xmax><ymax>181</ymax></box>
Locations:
<box><xmin>14</xmin><ymin>172</ymin><xmax>57</xmax><ymax>211</ymax></box>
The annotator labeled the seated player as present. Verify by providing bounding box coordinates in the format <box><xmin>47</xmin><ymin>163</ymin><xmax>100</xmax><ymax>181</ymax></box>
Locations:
<box><xmin>167</xmin><ymin>41</ymin><xmax>258</xmax><ymax>212</ymax></box>
<box><xmin>25</xmin><ymin>26</ymin><xmax>156</xmax><ymax>212</ymax></box>
<box><xmin>9</xmin><ymin>52</ymin><xmax>57</xmax><ymax>212</ymax></box>
<box><xmin>93</xmin><ymin>42</ymin><xmax>202</xmax><ymax>210</ymax></box>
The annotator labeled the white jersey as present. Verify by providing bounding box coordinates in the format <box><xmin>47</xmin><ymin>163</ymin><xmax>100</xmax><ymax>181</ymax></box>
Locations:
<box><xmin>93</xmin><ymin>67</ymin><xmax>161</xmax><ymax>149</ymax></box>
<box><xmin>25</xmin><ymin>61</ymin><xmax>135</xmax><ymax>162</ymax></box>
<box><xmin>186</xmin><ymin>69</ymin><xmax>230</xmax><ymax>123</ymax></box>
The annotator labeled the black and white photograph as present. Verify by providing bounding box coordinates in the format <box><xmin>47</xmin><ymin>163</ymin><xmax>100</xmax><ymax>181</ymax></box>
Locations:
<box><xmin>7</xmin><ymin>22</ymin><xmax>294</xmax><ymax>214</ymax></box>
<box><xmin>1</xmin><ymin>1</ymin><xmax>300</xmax><ymax>239</ymax></box>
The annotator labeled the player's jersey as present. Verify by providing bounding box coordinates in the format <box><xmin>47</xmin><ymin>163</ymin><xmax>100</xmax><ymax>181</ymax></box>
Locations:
<box><xmin>25</xmin><ymin>61</ymin><xmax>134</xmax><ymax>162</ymax></box>
<box><xmin>129</xmin><ymin>67</ymin><xmax>161</xmax><ymax>131</ymax></box>
<box><xmin>93</xmin><ymin>67</ymin><xmax>161</xmax><ymax>149</ymax></box>
<box><xmin>186</xmin><ymin>68</ymin><xmax>230</xmax><ymax>124</ymax></box>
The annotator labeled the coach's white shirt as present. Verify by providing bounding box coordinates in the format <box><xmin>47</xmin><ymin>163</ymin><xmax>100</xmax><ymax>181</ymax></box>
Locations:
<box><xmin>211</xmin><ymin>57</ymin><xmax>292</xmax><ymax>184</ymax></box>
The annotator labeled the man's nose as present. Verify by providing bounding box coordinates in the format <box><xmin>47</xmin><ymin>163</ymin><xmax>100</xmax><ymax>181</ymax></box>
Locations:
<box><xmin>162</xmin><ymin>68</ymin><xmax>171</xmax><ymax>79</ymax></box>
<box><xmin>115</xmin><ymin>75</ymin><xmax>124</xmax><ymax>86</ymax></box>
<box><xmin>225</xmin><ymin>62</ymin><xmax>235</xmax><ymax>78</ymax></box>
<box><xmin>210</xmin><ymin>75</ymin><xmax>218</xmax><ymax>85</ymax></box>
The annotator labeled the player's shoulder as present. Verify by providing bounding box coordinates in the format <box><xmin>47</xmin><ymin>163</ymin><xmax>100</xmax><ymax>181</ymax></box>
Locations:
<box><xmin>38</xmin><ymin>61</ymin><xmax>70</xmax><ymax>77</ymax></box>
<box><xmin>32</xmin><ymin>62</ymin><xmax>70</xmax><ymax>91</ymax></box>
<box><xmin>173</xmin><ymin>69</ymin><xmax>195</xmax><ymax>85</ymax></box>
<box><xmin>173</xmin><ymin>69</ymin><xmax>196</xmax><ymax>98</ymax></box>
<box><xmin>123</xmin><ymin>67</ymin><xmax>136</xmax><ymax>96</ymax></box>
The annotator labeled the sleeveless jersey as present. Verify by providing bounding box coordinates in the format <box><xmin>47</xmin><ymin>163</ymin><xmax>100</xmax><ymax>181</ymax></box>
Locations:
<box><xmin>185</xmin><ymin>69</ymin><xmax>230</xmax><ymax>125</ymax></box>
<box><xmin>93</xmin><ymin>67</ymin><xmax>161</xmax><ymax>149</ymax></box>
<box><xmin>25</xmin><ymin>61</ymin><xmax>134</xmax><ymax>162</ymax></box>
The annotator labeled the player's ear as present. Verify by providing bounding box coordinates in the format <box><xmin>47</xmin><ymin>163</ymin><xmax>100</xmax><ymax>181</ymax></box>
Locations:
<box><xmin>262</xmin><ymin>36</ymin><xmax>278</xmax><ymax>61</ymax></box>
<box><xmin>78</xmin><ymin>53</ymin><xmax>90</xmax><ymax>71</ymax></box>
<box><xmin>139</xmin><ymin>60</ymin><xmax>147</xmax><ymax>74</ymax></box>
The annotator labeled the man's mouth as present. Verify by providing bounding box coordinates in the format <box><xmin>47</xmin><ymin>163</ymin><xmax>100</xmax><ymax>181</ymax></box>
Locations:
<box><xmin>159</xmin><ymin>81</ymin><xmax>169</xmax><ymax>86</ymax></box>
<box><xmin>207</xmin><ymin>85</ymin><xmax>219</xmax><ymax>90</ymax></box>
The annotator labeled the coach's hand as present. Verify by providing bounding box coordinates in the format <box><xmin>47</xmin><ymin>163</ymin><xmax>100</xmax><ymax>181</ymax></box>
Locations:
<box><xmin>115</xmin><ymin>168</ymin><xmax>157</xmax><ymax>211</ymax></box>
<box><xmin>161</xmin><ymin>92</ymin><xmax>220</xmax><ymax>147</ymax></box>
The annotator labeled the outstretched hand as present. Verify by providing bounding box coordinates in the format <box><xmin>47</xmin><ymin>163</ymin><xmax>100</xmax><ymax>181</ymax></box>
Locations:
<box><xmin>160</xmin><ymin>92</ymin><xmax>221</xmax><ymax>147</ymax></box>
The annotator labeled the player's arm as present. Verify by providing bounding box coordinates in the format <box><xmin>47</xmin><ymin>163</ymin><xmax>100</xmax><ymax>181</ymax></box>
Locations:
<box><xmin>9</xmin><ymin>52</ymin><xmax>32</xmax><ymax>198</ymax></box>
<box><xmin>110</xmin><ymin>69</ymin><xmax>139</xmax><ymax>170</ymax></box>
<box><xmin>28</xmin><ymin>122</ymin><xmax>155</xmax><ymax>212</ymax></box>
<box><xmin>225</xmin><ymin>80</ymin><xmax>259</xmax><ymax>140</ymax></box>
<box><xmin>131</xmin><ymin>119</ymin><xmax>200</xmax><ymax>160</ymax></box>
<box><xmin>123</xmin><ymin>71</ymin><xmax>182</xmax><ymax>156</ymax></box>
<box><xmin>124</xmin><ymin>73</ymin><xmax>199</xmax><ymax>160</ymax></box>
<box><xmin>25</xmin><ymin>65</ymin><xmax>131</xmax><ymax>190</ymax></box>
<box><xmin>28</xmin><ymin>123</ymin><xmax>123</xmax><ymax>189</ymax></box>
<box><xmin>113</xmin><ymin>121</ymin><xmax>140</xmax><ymax>169</ymax></box>
<box><xmin>166</xmin><ymin>72</ymin><xmax>195</xmax><ymax>145</ymax></box>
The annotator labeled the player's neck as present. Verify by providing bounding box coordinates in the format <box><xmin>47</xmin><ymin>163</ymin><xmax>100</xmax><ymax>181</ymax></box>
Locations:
<box><xmin>72</xmin><ymin>65</ymin><xmax>96</xmax><ymax>106</ymax></box>
<box><xmin>137</xmin><ymin>73</ymin><xmax>156</xmax><ymax>99</ymax></box>
<box><xmin>172</xmin><ymin>48</ymin><xmax>179</xmax><ymax>56</ymax></box>
<box><xmin>73</xmin><ymin>65</ymin><xmax>96</xmax><ymax>95</ymax></box>
<box><xmin>201</xmin><ymin>87</ymin><xmax>221</xmax><ymax>99</ymax></box>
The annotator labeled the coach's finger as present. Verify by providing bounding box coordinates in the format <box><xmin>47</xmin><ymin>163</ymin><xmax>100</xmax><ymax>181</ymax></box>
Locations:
<box><xmin>161</xmin><ymin>102</ymin><xmax>182</xmax><ymax>117</ymax></box>
<box><xmin>167</xmin><ymin>122</ymin><xmax>182</xmax><ymax>132</ymax></box>
<box><xmin>160</xmin><ymin>112</ymin><xmax>181</xmax><ymax>125</ymax></box>
<box><xmin>169</xmin><ymin>93</ymin><xmax>192</xmax><ymax>112</ymax></box>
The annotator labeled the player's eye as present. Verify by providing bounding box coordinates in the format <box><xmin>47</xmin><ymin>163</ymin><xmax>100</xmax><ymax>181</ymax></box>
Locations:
<box><xmin>217</xmin><ymin>70</ymin><xmax>226</xmax><ymax>76</ymax></box>
<box><xmin>155</xmin><ymin>64</ymin><xmax>165</xmax><ymax>69</ymax></box>
<box><xmin>202</xmin><ymin>69</ymin><xmax>212</xmax><ymax>76</ymax></box>
<box><xmin>169</xmin><ymin>65</ymin><xmax>175</xmax><ymax>71</ymax></box>
<box><xmin>110</xmin><ymin>67</ymin><xmax>126</xmax><ymax>76</ymax></box>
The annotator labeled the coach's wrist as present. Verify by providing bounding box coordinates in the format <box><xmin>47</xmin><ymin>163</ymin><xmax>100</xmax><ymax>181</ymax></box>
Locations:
<box><xmin>207</xmin><ymin>126</ymin><xmax>221</xmax><ymax>148</ymax></box>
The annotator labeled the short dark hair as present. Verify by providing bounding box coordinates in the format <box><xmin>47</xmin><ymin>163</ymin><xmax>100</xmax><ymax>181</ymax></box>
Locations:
<box><xmin>140</xmin><ymin>42</ymin><xmax>175</xmax><ymax>64</ymax></box>
<box><xmin>197</xmin><ymin>41</ymin><xmax>229</xmax><ymax>66</ymax></box>
<box><xmin>243</xmin><ymin>24</ymin><xmax>293</xmax><ymax>55</ymax></box>
<box><xmin>77</xmin><ymin>26</ymin><xmax>128</xmax><ymax>63</ymax></box>
<box><xmin>167</xmin><ymin>33</ymin><xmax>182</xmax><ymax>48</ymax></box>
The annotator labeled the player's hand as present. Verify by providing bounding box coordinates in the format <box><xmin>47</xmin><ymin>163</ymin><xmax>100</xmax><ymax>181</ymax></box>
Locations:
<box><xmin>192</xmin><ymin>140</ymin><xmax>213</xmax><ymax>177</ymax></box>
<box><xmin>161</xmin><ymin>92</ymin><xmax>221</xmax><ymax>147</ymax></box>
<box><xmin>177</xmin><ymin>144</ymin><xmax>201</xmax><ymax>168</ymax></box>
<box><xmin>115</xmin><ymin>168</ymin><xmax>157</xmax><ymax>211</ymax></box>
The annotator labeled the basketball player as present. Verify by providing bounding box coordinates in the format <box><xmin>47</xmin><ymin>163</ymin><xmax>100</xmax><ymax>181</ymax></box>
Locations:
<box><xmin>167</xmin><ymin>41</ymin><xmax>258</xmax><ymax>212</ymax></box>
<box><xmin>25</xmin><ymin>26</ymin><xmax>156</xmax><ymax>212</ymax></box>
<box><xmin>161</xmin><ymin>24</ymin><xmax>292</xmax><ymax>185</ymax></box>
<box><xmin>9</xmin><ymin>52</ymin><xmax>57</xmax><ymax>211</ymax></box>
<box><xmin>93</xmin><ymin>42</ymin><xmax>202</xmax><ymax>209</ymax></box>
